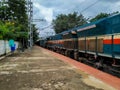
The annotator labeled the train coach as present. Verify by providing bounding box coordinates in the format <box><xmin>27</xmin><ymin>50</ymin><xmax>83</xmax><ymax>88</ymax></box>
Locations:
<box><xmin>76</xmin><ymin>14</ymin><xmax>120</xmax><ymax>75</ymax></box>
<box><xmin>40</xmin><ymin>13</ymin><xmax>120</xmax><ymax>77</ymax></box>
<box><xmin>39</xmin><ymin>39</ymin><xmax>47</xmax><ymax>47</ymax></box>
<box><xmin>61</xmin><ymin>28</ymin><xmax>78</xmax><ymax>58</ymax></box>
<box><xmin>45</xmin><ymin>34</ymin><xmax>63</xmax><ymax>51</ymax></box>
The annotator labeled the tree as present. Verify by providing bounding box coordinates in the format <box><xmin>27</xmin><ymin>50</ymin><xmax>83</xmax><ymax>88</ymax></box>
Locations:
<box><xmin>53</xmin><ymin>12</ymin><xmax>87</xmax><ymax>34</ymax></box>
<box><xmin>0</xmin><ymin>5</ymin><xmax>9</xmax><ymax>21</ymax></box>
<box><xmin>0</xmin><ymin>21</ymin><xmax>9</xmax><ymax>39</ymax></box>
<box><xmin>8</xmin><ymin>0</ymin><xmax>29</xmax><ymax>48</ymax></box>
<box><xmin>32</xmin><ymin>24</ymin><xmax>39</xmax><ymax>44</ymax></box>
<box><xmin>7</xmin><ymin>0</ymin><xmax>27</xmax><ymax>22</ymax></box>
<box><xmin>3</xmin><ymin>21</ymin><xmax>16</xmax><ymax>40</ymax></box>
<box><xmin>0</xmin><ymin>0</ymin><xmax>38</xmax><ymax>47</ymax></box>
<box><xmin>7</xmin><ymin>0</ymin><xmax>28</xmax><ymax>33</ymax></box>
<box><xmin>90</xmin><ymin>13</ymin><xmax>110</xmax><ymax>22</ymax></box>
<box><xmin>0</xmin><ymin>0</ymin><xmax>29</xmax><ymax>48</ymax></box>
<box><xmin>90</xmin><ymin>11</ymin><xmax>119</xmax><ymax>22</ymax></box>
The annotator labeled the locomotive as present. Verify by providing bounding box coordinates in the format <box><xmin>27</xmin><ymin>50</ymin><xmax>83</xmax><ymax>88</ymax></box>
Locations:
<box><xmin>39</xmin><ymin>13</ymin><xmax>120</xmax><ymax>77</ymax></box>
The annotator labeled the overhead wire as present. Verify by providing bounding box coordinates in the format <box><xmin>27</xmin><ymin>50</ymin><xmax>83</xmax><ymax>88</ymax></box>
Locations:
<box><xmin>36</xmin><ymin>0</ymin><xmax>100</xmax><ymax>32</ymax></box>
<box><xmin>80</xmin><ymin>0</ymin><xmax>100</xmax><ymax>13</ymax></box>
<box><xmin>39</xmin><ymin>1</ymin><xmax>100</xmax><ymax>31</ymax></box>
<box><xmin>39</xmin><ymin>24</ymin><xmax>53</xmax><ymax>31</ymax></box>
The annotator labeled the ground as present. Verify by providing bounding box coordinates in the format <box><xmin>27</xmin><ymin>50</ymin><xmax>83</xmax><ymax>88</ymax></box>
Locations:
<box><xmin>0</xmin><ymin>46</ymin><xmax>115</xmax><ymax>90</ymax></box>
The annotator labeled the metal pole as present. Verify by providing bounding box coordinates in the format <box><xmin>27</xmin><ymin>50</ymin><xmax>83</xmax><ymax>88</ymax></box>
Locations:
<box><xmin>27</xmin><ymin>0</ymin><xmax>33</xmax><ymax>49</ymax></box>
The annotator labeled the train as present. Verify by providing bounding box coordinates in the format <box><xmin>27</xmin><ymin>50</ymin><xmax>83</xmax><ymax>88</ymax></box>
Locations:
<box><xmin>39</xmin><ymin>13</ymin><xmax>120</xmax><ymax>77</ymax></box>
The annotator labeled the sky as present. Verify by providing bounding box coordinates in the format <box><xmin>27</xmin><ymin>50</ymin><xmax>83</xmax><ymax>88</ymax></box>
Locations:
<box><xmin>32</xmin><ymin>0</ymin><xmax>120</xmax><ymax>38</ymax></box>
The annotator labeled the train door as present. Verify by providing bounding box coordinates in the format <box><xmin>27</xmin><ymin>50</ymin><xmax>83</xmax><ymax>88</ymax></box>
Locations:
<box><xmin>72</xmin><ymin>32</ymin><xmax>78</xmax><ymax>50</ymax></box>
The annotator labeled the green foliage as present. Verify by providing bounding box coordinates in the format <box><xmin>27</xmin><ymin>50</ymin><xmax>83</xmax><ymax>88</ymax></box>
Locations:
<box><xmin>0</xmin><ymin>21</ymin><xmax>9</xmax><ymax>39</ymax></box>
<box><xmin>32</xmin><ymin>24</ymin><xmax>39</xmax><ymax>43</ymax></box>
<box><xmin>0</xmin><ymin>0</ymin><xmax>28</xmax><ymax>41</ymax></box>
<box><xmin>7</xmin><ymin>0</ymin><xmax>28</xmax><ymax>23</ymax></box>
<box><xmin>8</xmin><ymin>0</ymin><xmax>29</xmax><ymax>44</ymax></box>
<box><xmin>90</xmin><ymin>13</ymin><xmax>110</xmax><ymax>22</ymax></box>
<box><xmin>53</xmin><ymin>12</ymin><xmax>87</xmax><ymax>34</ymax></box>
<box><xmin>0</xmin><ymin>5</ymin><xmax>9</xmax><ymax>21</ymax></box>
<box><xmin>0</xmin><ymin>21</ymin><xmax>17</xmax><ymax>40</ymax></box>
<box><xmin>90</xmin><ymin>11</ymin><xmax>119</xmax><ymax>22</ymax></box>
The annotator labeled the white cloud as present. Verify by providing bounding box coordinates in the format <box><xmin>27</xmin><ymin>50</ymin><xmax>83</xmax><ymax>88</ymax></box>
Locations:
<box><xmin>110</xmin><ymin>1</ymin><xmax>120</xmax><ymax>12</ymax></box>
<box><xmin>33</xmin><ymin>2</ymin><xmax>55</xmax><ymax>37</ymax></box>
<box><xmin>32</xmin><ymin>0</ymin><xmax>120</xmax><ymax>38</ymax></box>
<box><xmin>33</xmin><ymin>3</ymin><xmax>53</xmax><ymax>23</ymax></box>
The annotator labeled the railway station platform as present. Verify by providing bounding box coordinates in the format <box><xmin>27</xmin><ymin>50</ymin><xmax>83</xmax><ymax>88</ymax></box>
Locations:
<box><xmin>0</xmin><ymin>46</ymin><xmax>119</xmax><ymax>90</ymax></box>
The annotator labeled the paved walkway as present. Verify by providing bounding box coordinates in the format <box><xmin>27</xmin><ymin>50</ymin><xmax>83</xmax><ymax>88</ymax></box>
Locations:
<box><xmin>0</xmin><ymin>46</ymin><xmax>116</xmax><ymax>90</ymax></box>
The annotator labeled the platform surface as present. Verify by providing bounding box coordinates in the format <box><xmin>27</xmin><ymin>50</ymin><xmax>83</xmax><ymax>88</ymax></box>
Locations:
<box><xmin>0</xmin><ymin>46</ymin><xmax>118</xmax><ymax>90</ymax></box>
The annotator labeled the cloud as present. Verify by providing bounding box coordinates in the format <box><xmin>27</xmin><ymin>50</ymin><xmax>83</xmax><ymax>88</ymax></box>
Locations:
<box><xmin>33</xmin><ymin>3</ymin><xmax>53</xmax><ymax>23</ymax></box>
<box><xmin>100</xmin><ymin>0</ymin><xmax>120</xmax><ymax>3</ymax></box>
<box><xmin>32</xmin><ymin>0</ymin><xmax>120</xmax><ymax>37</ymax></box>
<box><xmin>33</xmin><ymin>0</ymin><xmax>120</xmax><ymax>21</ymax></box>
